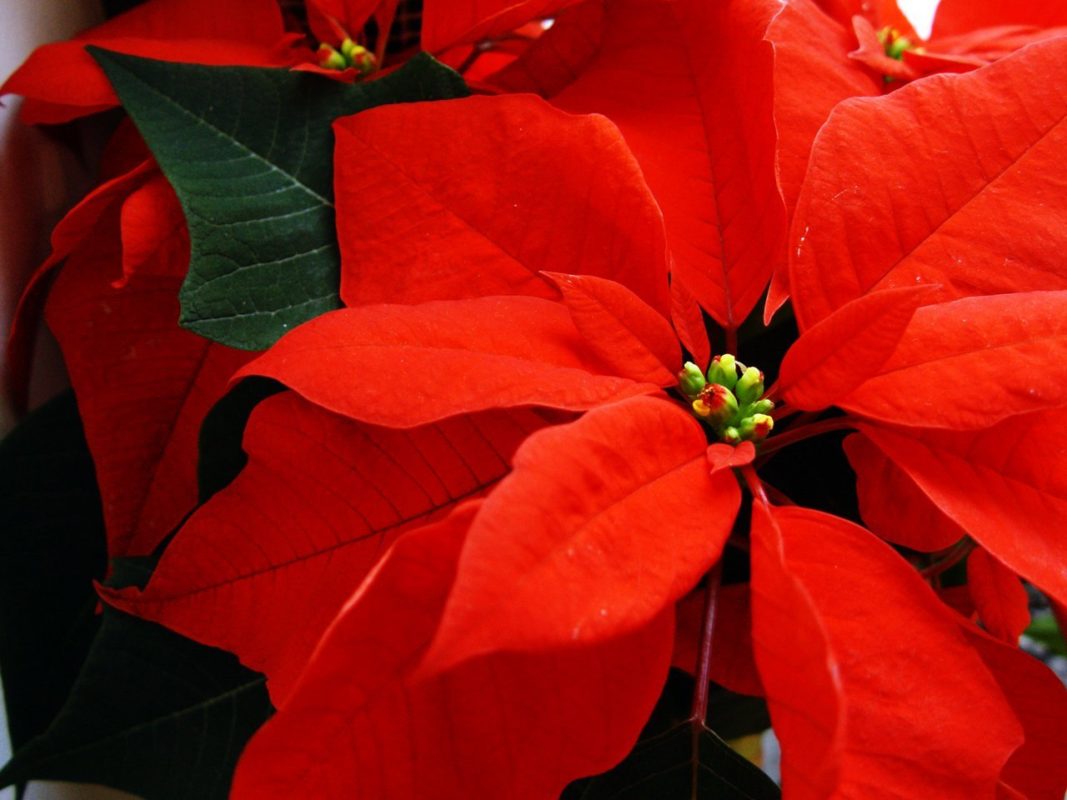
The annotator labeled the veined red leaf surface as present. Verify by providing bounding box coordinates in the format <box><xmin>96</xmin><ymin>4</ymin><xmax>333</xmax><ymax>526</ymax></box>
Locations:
<box><xmin>843</xmin><ymin>433</ymin><xmax>965</xmax><ymax>552</ymax></box>
<box><xmin>238</xmin><ymin>296</ymin><xmax>659</xmax><ymax>428</ymax></box>
<box><xmin>932</xmin><ymin>0</ymin><xmax>1067</xmax><ymax>38</ymax></box>
<box><xmin>335</xmin><ymin>95</ymin><xmax>670</xmax><ymax>315</ymax></box>
<box><xmin>963</xmin><ymin>627</ymin><xmax>1067</xmax><ymax>799</ymax></box>
<box><xmin>421</xmin><ymin>0</ymin><xmax>577</xmax><ymax>53</ymax></box>
<box><xmin>967</xmin><ymin>548</ymin><xmax>1030</xmax><ymax>644</ymax></box>
<box><xmin>0</xmin><ymin>0</ymin><xmax>295</xmax><ymax>124</ymax></box>
<box><xmin>669</xmin><ymin>276</ymin><xmax>711</xmax><ymax>369</ymax></box>
<box><xmin>751</xmin><ymin>503</ymin><xmax>1022</xmax><ymax>799</ymax></box>
<box><xmin>484</xmin><ymin>1</ymin><xmax>605</xmax><ymax>96</ymax></box>
<box><xmin>840</xmin><ymin>291</ymin><xmax>1067</xmax><ymax>429</ymax></box>
<box><xmin>765</xmin><ymin>0</ymin><xmax>882</xmax><ymax>219</ymax></box>
<box><xmin>420</xmin><ymin>396</ymin><xmax>739</xmax><ymax>674</ymax></box>
<box><xmin>230</xmin><ymin>515</ymin><xmax>674</xmax><ymax>799</ymax></box>
<box><xmin>552</xmin><ymin>0</ymin><xmax>785</xmax><ymax>330</ymax></box>
<box><xmin>104</xmin><ymin>392</ymin><xmax>548</xmax><ymax>703</ymax></box>
<box><xmin>790</xmin><ymin>38</ymin><xmax>1067</xmax><ymax>328</ymax></box>
<box><xmin>542</xmin><ymin>273</ymin><xmax>680</xmax><ymax>385</ymax></box>
<box><xmin>42</xmin><ymin>190</ymin><xmax>250</xmax><ymax>557</ymax></box>
<box><xmin>860</xmin><ymin>414</ymin><xmax>1067</xmax><ymax>606</ymax></box>
<box><xmin>814</xmin><ymin>0</ymin><xmax>915</xmax><ymax>34</ymax></box>
<box><xmin>777</xmin><ymin>285</ymin><xmax>932</xmax><ymax>412</ymax></box>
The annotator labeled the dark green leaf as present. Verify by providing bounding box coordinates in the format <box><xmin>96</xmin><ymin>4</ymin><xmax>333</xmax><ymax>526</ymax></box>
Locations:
<box><xmin>0</xmin><ymin>598</ymin><xmax>272</xmax><ymax>800</ymax></box>
<box><xmin>88</xmin><ymin>49</ymin><xmax>469</xmax><ymax>349</ymax></box>
<box><xmin>567</xmin><ymin>720</ymin><xmax>780</xmax><ymax>800</ymax></box>
<box><xmin>0</xmin><ymin>392</ymin><xmax>106</xmax><ymax>751</ymax></box>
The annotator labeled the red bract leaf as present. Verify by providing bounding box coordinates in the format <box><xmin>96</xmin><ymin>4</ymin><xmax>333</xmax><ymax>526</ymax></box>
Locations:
<box><xmin>484</xmin><ymin>1</ymin><xmax>605</xmax><ymax>96</ymax></box>
<box><xmin>841</xmin><ymin>291</ymin><xmax>1067</xmax><ymax>429</ymax></box>
<box><xmin>116</xmin><ymin>172</ymin><xmax>188</xmax><ymax>286</ymax></box>
<box><xmin>239</xmin><ymin>296</ymin><xmax>658</xmax><ymax>428</ymax></box>
<box><xmin>306</xmin><ymin>0</ymin><xmax>379</xmax><ymax>42</ymax></box>
<box><xmin>230</xmin><ymin>517</ymin><xmax>674</xmax><ymax>799</ymax></box>
<box><xmin>968</xmin><ymin>548</ymin><xmax>1030</xmax><ymax>644</ymax></box>
<box><xmin>5</xmin><ymin>160</ymin><xmax>155</xmax><ymax>413</ymax></box>
<box><xmin>0</xmin><ymin>0</ymin><xmax>294</xmax><ymax>124</ymax></box>
<box><xmin>765</xmin><ymin>0</ymin><xmax>882</xmax><ymax>218</ymax></box>
<box><xmin>41</xmin><ymin>186</ymin><xmax>249</xmax><ymax>557</ymax></box>
<box><xmin>669</xmin><ymin>277</ymin><xmax>711</xmax><ymax>369</ymax></box>
<box><xmin>750</xmin><ymin>503</ymin><xmax>1022</xmax><ymax>799</ymax></box>
<box><xmin>932</xmin><ymin>0</ymin><xmax>1067</xmax><ymax>38</ymax></box>
<box><xmin>552</xmin><ymin>0</ymin><xmax>785</xmax><ymax>330</ymax></box>
<box><xmin>963</xmin><ymin>627</ymin><xmax>1067</xmax><ymax>799</ymax></box>
<box><xmin>542</xmin><ymin>273</ymin><xmax>680</xmax><ymax>385</ymax></box>
<box><xmin>334</xmin><ymin>95</ymin><xmax>670</xmax><ymax>315</ymax></box>
<box><xmin>105</xmin><ymin>392</ymin><xmax>548</xmax><ymax>702</ymax></box>
<box><xmin>860</xmin><ymin>414</ymin><xmax>1067</xmax><ymax>606</ymax></box>
<box><xmin>673</xmin><ymin>585</ymin><xmax>763</xmax><ymax>697</ymax></box>
<box><xmin>420</xmin><ymin>396</ymin><xmax>739</xmax><ymax>674</ymax></box>
<box><xmin>778</xmin><ymin>285</ymin><xmax>932</xmax><ymax>412</ymax></box>
<box><xmin>707</xmin><ymin>441</ymin><xmax>756</xmax><ymax>475</ymax></box>
<box><xmin>815</xmin><ymin>0</ymin><xmax>915</xmax><ymax>35</ymax></box>
<box><xmin>843</xmin><ymin>433</ymin><xmax>965</xmax><ymax>552</ymax></box>
<box><xmin>421</xmin><ymin>0</ymin><xmax>576</xmax><ymax>52</ymax></box>
<box><xmin>790</xmin><ymin>38</ymin><xmax>1067</xmax><ymax>328</ymax></box>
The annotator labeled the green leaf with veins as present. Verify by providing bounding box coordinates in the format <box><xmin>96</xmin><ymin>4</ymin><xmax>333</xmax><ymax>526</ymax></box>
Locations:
<box><xmin>89</xmin><ymin>49</ymin><xmax>468</xmax><ymax>349</ymax></box>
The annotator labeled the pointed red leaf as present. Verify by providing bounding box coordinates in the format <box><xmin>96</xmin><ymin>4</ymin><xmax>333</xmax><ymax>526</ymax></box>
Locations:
<box><xmin>670</xmin><ymin>276</ymin><xmax>711</xmax><ymax>369</ymax></box>
<box><xmin>542</xmin><ymin>273</ymin><xmax>680</xmax><ymax>385</ymax></box>
<box><xmin>860</xmin><ymin>415</ymin><xmax>1067</xmax><ymax>606</ymax></box>
<box><xmin>421</xmin><ymin>396</ymin><xmax>739</xmax><ymax>674</ymax></box>
<box><xmin>6</xmin><ymin>159</ymin><xmax>155</xmax><ymax>413</ymax></box>
<box><xmin>673</xmin><ymin>585</ymin><xmax>763</xmax><ymax>697</ymax></box>
<box><xmin>963</xmin><ymin>626</ymin><xmax>1067</xmax><ymax>799</ymax></box>
<box><xmin>1</xmin><ymin>0</ymin><xmax>294</xmax><ymax>124</ymax></box>
<box><xmin>421</xmin><ymin>0</ymin><xmax>577</xmax><ymax>52</ymax></box>
<box><xmin>484</xmin><ymin>1</ymin><xmax>605</xmax><ymax>96</ymax></box>
<box><xmin>334</xmin><ymin>95</ymin><xmax>670</xmax><ymax>315</ymax></box>
<box><xmin>41</xmin><ymin>182</ymin><xmax>250</xmax><ymax>557</ymax></box>
<box><xmin>553</xmin><ymin>0</ymin><xmax>786</xmax><ymax>330</ymax></box>
<box><xmin>843</xmin><ymin>433</ymin><xmax>965</xmax><ymax>552</ymax></box>
<box><xmin>778</xmin><ymin>285</ymin><xmax>932</xmax><ymax>411</ymax></box>
<box><xmin>841</xmin><ymin>291</ymin><xmax>1067</xmax><ymax>429</ymax></box>
<box><xmin>230</xmin><ymin>509</ymin><xmax>674</xmax><ymax>799</ymax></box>
<box><xmin>765</xmin><ymin>0</ymin><xmax>882</xmax><ymax>220</ymax></box>
<box><xmin>104</xmin><ymin>392</ymin><xmax>548</xmax><ymax>702</ymax></box>
<box><xmin>932</xmin><ymin>0</ymin><xmax>1067</xmax><ymax>38</ymax></box>
<box><xmin>751</xmin><ymin>503</ymin><xmax>1022</xmax><ymax>799</ymax></box>
<box><xmin>239</xmin><ymin>295</ymin><xmax>657</xmax><ymax>428</ymax></box>
<box><xmin>968</xmin><ymin>548</ymin><xmax>1030</xmax><ymax>644</ymax></box>
<box><xmin>116</xmin><ymin>171</ymin><xmax>188</xmax><ymax>286</ymax></box>
<box><xmin>790</xmin><ymin>38</ymin><xmax>1067</xmax><ymax>327</ymax></box>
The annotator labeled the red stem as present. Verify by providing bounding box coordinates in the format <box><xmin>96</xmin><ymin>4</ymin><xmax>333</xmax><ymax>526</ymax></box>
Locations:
<box><xmin>689</xmin><ymin>560</ymin><xmax>724</xmax><ymax>725</ymax></box>
<box><xmin>725</xmin><ymin>327</ymin><xmax>738</xmax><ymax>357</ymax></box>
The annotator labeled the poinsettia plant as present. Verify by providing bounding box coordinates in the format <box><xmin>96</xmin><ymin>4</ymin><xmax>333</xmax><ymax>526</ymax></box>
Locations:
<box><xmin>2</xmin><ymin>0</ymin><xmax>1067</xmax><ymax>797</ymax></box>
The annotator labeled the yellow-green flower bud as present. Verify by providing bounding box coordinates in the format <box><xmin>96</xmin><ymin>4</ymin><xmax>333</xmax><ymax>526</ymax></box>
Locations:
<box><xmin>678</xmin><ymin>361</ymin><xmax>706</xmax><ymax>397</ymax></box>
<box><xmin>695</xmin><ymin>383</ymin><xmax>739</xmax><ymax>426</ymax></box>
<box><xmin>735</xmin><ymin>366</ymin><xmax>765</xmax><ymax>405</ymax></box>
<box><xmin>739</xmin><ymin>413</ymin><xmax>774</xmax><ymax>442</ymax></box>
<box><xmin>751</xmin><ymin>398</ymin><xmax>775</xmax><ymax>416</ymax></box>
<box><xmin>317</xmin><ymin>44</ymin><xmax>347</xmax><ymax>71</ymax></box>
<box><xmin>707</xmin><ymin>354</ymin><xmax>738</xmax><ymax>390</ymax></box>
<box><xmin>722</xmin><ymin>426</ymin><xmax>742</xmax><ymax>444</ymax></box>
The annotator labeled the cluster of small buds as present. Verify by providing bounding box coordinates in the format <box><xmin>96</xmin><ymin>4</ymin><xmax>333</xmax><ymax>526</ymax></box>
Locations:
<box><xmin>877</xmin><ymin>26</ymin><xmax>914</xmax><ymax>60</ymax></box>
<box><xmin>317</xmin><ymin>38</ymin><xmax>377</xmax><ymax>75</ymax></box>
<box><xmin>678</xmin><ymin>355</ymin><xmax>774</xmax><ymax>444</ymax></box>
